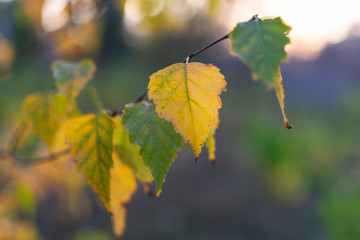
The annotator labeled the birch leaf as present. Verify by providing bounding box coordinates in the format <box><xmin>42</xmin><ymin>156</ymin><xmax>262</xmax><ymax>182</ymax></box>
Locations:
<box><xmin>148</xmin><ymin>62</ymin><xmax>226</xmax><ymax>158</ymax></box>
<box><xmin>122</xmin><ymin>102</ymin><xmax>182</xmax><ymax>196</ymax></box>
<box><xmin>110</xmin><ymin>153</ymin><xmax>137</xmax><ymax>238</ymax></box>
<box><xmin>66</xmin><ymin>110</ymin><xmax>114</xmax><ymax>210</ymax></box>
<box><xmin>52</xmin><ymin>59</ymin><xmax>95</xmax><ymax>101</ymax></box>
<box><xmin>230</xmin><ymin>16</ymin><xmax>292</xmax><ymax>128</ymax></box>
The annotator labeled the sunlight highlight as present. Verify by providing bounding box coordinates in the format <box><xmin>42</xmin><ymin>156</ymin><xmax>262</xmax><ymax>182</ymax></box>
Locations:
<box><xmin>219</xmin><ymin>0</ymin><xmax>360</xmax><ymax>59</ymax></box>
<box><xmin>42</xmin><ymin>0</ymin><xmax>69</xmax><ymax>32</ymax></box>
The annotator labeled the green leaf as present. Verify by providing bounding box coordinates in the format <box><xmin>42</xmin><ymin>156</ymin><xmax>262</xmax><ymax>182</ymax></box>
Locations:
<box><xmin>230</xmin><ymin>16</ymin><xmax>292</xmax><ymax>128</ymax></box>
<box><xmin>113</xmin><ymin>117</ymin><xmax>153</xmax><ymax>183</ymax></box>
<box><xmin>22</xmin><ymin>92</ymin><xmax>67</xmax><ymax>147</ymax></box>
<box><xmin>230</xmin><ymin>16</ymin><xmax>290</xmax><ymax>86</ymax></box>
<box><xmin>66</xmin><ymin>110</ymin><xmax>114</xmax><ymax>211</ymax></box>
<box><xmin>52</xmin><ymin>58</ymin><xmax>96</xmax><ymax>101</ymax></box>
<box><xmin>122</xmin><ymin>102</ymin><xmax>182</xmax><ymax>196</ymax></box>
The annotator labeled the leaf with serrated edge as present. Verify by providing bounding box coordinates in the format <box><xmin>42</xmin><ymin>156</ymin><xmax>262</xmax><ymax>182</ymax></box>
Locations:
<box><xmin>122</xmin><ymin>102</ymin><xmax>182</xmax><ymax>196</ymax></box>
<box><xmin>230</xmin><ymin>17</ymin><xmax>291</xmax><ymax>128</ymax></box>
<box><xmin>113</xmin><ymin>117</ymin><xmax>153</xmax><ymax>183</ymax></box>
<box><xmin>22</xmin><ymin>92</ymin><xmax>67</xmax><ymax>148</ymax></box>
<box><xmin>148</xmin><ymin>62</ymin><xmax>226</xmax><ymax>157</ymax></box>
<box><xmin>66</xmin><ymin>110</ymin><xmax>114</xmax><ymax>210</ymax></box>
<box><xmin>110</xmin><ymin>153</ymin><xmax>137</xmax><ymax>237</ymax></box>
<box><xmin>52</xmin><ymin>59</ymin><xmax>95</xmax><ymax>103</ymax></box>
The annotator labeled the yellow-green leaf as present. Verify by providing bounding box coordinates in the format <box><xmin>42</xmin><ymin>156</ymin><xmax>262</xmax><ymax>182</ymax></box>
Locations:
<box><xmin>230</xmin><ymin>16</ymin><xmax>291</xmax><ymax>128</ymax></box>
<box><xmin>113</xmin><ymin>117</ymin><xmax>153</xmax><ymax>183</ymax></box>
<box><xmin>51</xmin><ymin>59</ymin><xmax>96</xmax><ymax>101</ymax></box>
<box><xmin>110</xmin><ymin>153</ymin><xmax>137</xmax><ymax>237</ymax></box>
<box><xmin>22</xmin><ymin>92</ymin><xmax>67</xmax><ymax>147</ymax></box>
<box><xmin>66</xmin><ymin>110</ymin><xmax>114</xmax><ymax>211</ymax></box>
<box><xmin>148</xmin><ymin>62</ymin><xmax>226</xmax><ymax>158</ymax></box>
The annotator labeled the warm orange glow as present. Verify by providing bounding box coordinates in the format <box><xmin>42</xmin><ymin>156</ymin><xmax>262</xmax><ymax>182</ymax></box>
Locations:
<box><xmin>0</xmin><ymin>35</ymin><xmax>15</xmax><ymax>73</ymax></box>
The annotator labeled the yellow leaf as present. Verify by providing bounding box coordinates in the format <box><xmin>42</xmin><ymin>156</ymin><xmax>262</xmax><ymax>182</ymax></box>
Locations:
<box><xmin>148</xmin><ymin>62</ymin><xmax>226</xmax><ymax>157</ymax></box>
<box><xmin>51</xmin><ymin>120</ymin><xmax>71</xmax><ymax>152</ymax></box>
<box><xmin>110</xmin><ymin>153</ymin><xmax>137</xmax><ymax>237</ymax></box>
<box><xmin>206</xmin><ymin>125</ymin><xmax>217</xmax><ymax>163</ymax></box>
<box><xmin>66</xmin><ymin>110</ymin><xmax>114</xmax><ymax>211</ymax></box>
<box><xmin>274</xmin><ymin>72</ymin><xmax>292</xmax><ymax>129</ymax></box>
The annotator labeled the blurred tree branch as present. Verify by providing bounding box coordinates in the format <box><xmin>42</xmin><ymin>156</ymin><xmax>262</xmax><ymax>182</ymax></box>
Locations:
<box><xmin>0</xmin><ymin>121</ymin><xmax>70</xmax><ymax>167</ymax></box>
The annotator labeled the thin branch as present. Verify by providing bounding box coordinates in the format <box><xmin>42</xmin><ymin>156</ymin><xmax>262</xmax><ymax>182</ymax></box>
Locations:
<box><xmin>0</xmin><ymin>147</ymin><xmax>70</xmax><ymax>167</ymax></box>
<box><xmin>2</xmin><ymin>148</ymin><xmax>71</xmax><ymax>167</ymax></box>
<box><xmin>179</xmin><ymin>14</ymin><xmax>258</xmax><ymax>64</ymax></box>
<box><xmin>1</xmin><ymin>121</ymin><xmax>70</xmax><ymax>167</ymax></box>
<box><xmin>181</xmin><ymin>33</ymin><xmax>230</xmax><ymax>63</ymax></box>
<box><xmin>133</xmin><ymin>89</ymin><xmax>149</xmax><ymax>103</ymax></box>
<box><xmin>107</xmin><ymin>32</ymin><xmax>231</xmax><ymax>117</ymax></box>
<box><xmin>105</xmin><ymin>89</ymin><xmax>149</xmax><ymax>117</ymax></box>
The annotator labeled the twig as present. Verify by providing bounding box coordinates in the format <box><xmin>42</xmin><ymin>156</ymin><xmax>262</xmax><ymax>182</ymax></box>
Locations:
<box><xmin>181</xmin><ymin>33</ymin><xmax>230</xmax><ymax>63</ymax></box>
<box><xmin>1</xmin><ymin>121</ymin><xmax>70</xmax><ymax>167</ymax></box>
<box><xmin>106</xmin><ymin>89</ymin><xmax>149</xmax><ymax>117</ymax></box>
<box><xmin>1</xmin><ymin>148</ymin><xmax>71</xmax><ymax>167</ymax></box>
<box><xmin>107</xmin><ymin>32</ymin><xmax>231</xmax><ymax>117</ymax></box>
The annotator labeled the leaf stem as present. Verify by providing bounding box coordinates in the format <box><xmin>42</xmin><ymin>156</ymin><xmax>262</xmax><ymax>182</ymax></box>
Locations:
<box><xmin>1</xmin><ymin>148</ymin><xmax>70</xmax><ymax>167</ymax></box>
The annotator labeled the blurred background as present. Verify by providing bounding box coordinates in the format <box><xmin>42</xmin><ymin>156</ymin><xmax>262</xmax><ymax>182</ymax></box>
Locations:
<box><xmin>1</xmin><ymin>0</ymin><xmax>360</xmax><ymax>239</ymax></box>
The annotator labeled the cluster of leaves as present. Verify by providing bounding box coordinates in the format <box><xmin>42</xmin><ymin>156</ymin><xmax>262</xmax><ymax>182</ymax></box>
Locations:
<box><xmin>9</xmin><ymin>15</ymin><xmax>291</xmax><ymax>236</ymax></box>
